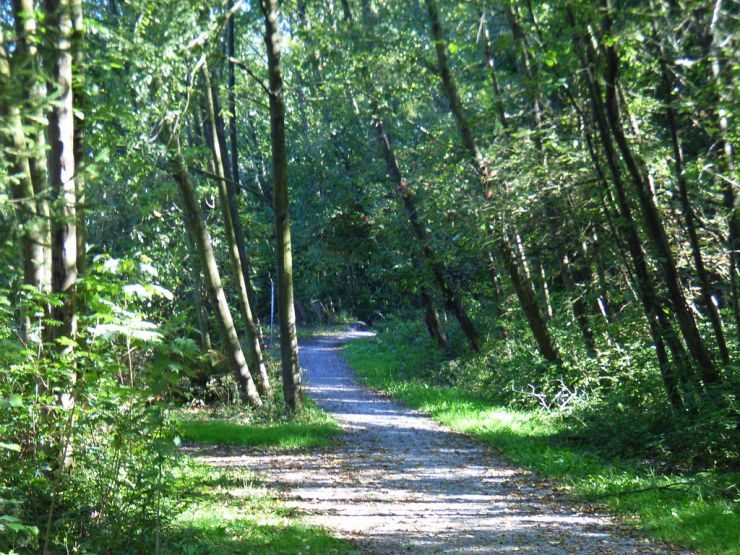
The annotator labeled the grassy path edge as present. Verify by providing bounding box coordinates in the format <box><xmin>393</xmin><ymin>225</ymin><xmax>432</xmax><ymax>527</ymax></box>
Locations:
<box><xmin>343</xmin><ymin>337</ymin><xmax>738</xmax><ymax>554</ymax></box>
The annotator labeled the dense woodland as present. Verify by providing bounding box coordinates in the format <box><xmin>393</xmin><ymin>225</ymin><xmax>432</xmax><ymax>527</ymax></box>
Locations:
<box><xmin>0</xmin><ymin>0</ymin><xmax>738</xmax><ymax>552</ymax></box>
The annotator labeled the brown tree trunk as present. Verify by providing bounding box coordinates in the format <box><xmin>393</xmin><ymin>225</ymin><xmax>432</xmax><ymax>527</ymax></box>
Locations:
<box><xmin>566</xmin><ymin>4</ymin><xmax>686</xmax><ymax>408</ymax></box>
<box><xmin>706</xmin><ymin>0</ymin><xmax>739</xmax><ymax>342</ymax></box>
<box><xmin>180</xmin><ymin>195</ymin><xmax>212</xmax><ymax>351</ymax></box>
<box><xmin>479</xmin><ymin>9</ymin><xmax>507</xmax><ymax>131</ymax></box>
<box><xmin>210</xmin><ymin>63</ymin><xmax>265</xmax><ymax>344</ymax></box>
<box><xmin>262</xmin><ymin>0</ymin><xmax>302</xmax><ymax>410</ymax></box>
<box><xmin>374</xmin><ymin>115</ymin><xmax>481</xmax><ymax>352</ymax></box>
<box><xmin>71</xmin><ymin>0</ymin><xmax>86</xmax><ymax>276</ymax></box>
<box><xmin>651</xmin><ymin>13</ymin><xmax>730</xmax><ymax>365</ymax></box>
<box><xmin>425</xmin><ymin>0</ymin><xmax>560</xmax><ymax>362</ymax></box>
<box><xmin>420</xmin><ymin>287</ymin><xmax>449</xmax><ymax>352</ymax></box>
<box><xmin>0</xmin><ymin>36</ymin><xmax>47</xmax><ymax>341</ymax></box>
<box><xmin>601</xmin><ymin>37</ymin><xmax>719</xmax><ymax>387</ymax></box>
<box><xmin>167</xmin><ymin>131</ymin><xmax>262</xmax><ymax>408</ymax></box>
<box><xmin>203</xmin><ymin>67</ymin><xmax>272</xmax><ymax>398</ymax></box>
<box><xmin>10</xmin><ymin>0</ymin><xmax>51</xmax><ymax>293</ymax></box>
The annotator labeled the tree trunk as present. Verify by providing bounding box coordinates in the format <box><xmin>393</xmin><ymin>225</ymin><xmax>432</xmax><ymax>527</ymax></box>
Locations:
<box><xmin>10</xmin><ymin>0</ymin><xmax>51</xmax><ymax>293</ymax></box>
<box><xmin>498</xmin><ymin>234</ymin><xmax>561</xmax><ymax>362</ymax></box>
<box><xmin>420</xmin><ymin>287</ymin><xmax>449</xmax><ymax>352</ymax></box>
<box><xmin>562</xmin><ymin>254</ymin><xmax>597</xmax><ymax>357</ymax></box>
<box><xmin>0</xmin><ymin>36</ymin><xmax>47</xmax><ymax>340</ymax></box>
<box><xmin>167</xmin><ymin>131</ymin><xmax>262</xmax><ymax>408</ymax></box>
<box><xmin>566</xmin><ymin>4</ymin><xmax>686</xmax><ymax>408</ymax></box>
<box><xmin>374</xmin><ymin>115</ymin><xmax>481</xmax><ymax>352</ymax></box>
<box><xmin>71</xmin><ymin>0</ymin><xmax>86</xmax><ymax>276</ymax></box>
<box><xmin>262</xmin><ymin>0</ymin><xmax>302</xmax><ymax>410</ymax></box>
<box><xmin>651</xmin><ymin>13</ymin><xmax>729</xmax><ymax>365</ymax></box>
<box><xmin>601</xmin><ymin>38</ymin><xmax>719</xmax><ymax>387</ymax></box>
<box><xmin>203</xmin><ymin>67</ymin><xmax>272</xmax><ymax>398</ymax></box>
<box><xmin>479</xmin><ymin>9</ymin><xmax>507</xmax><ymax>130</ymax></box>
<box><xmin>425</xmin><ymin>0</ymin><xmax>560</xmax><ymax>362</ymax></box>
<box><xmin>45</xmin><ymin>0</ymin><xmax>78</xmax><ymax>346</ymax></box>
<box><xmin>210</xmin><ymin>63</ymin><xmax>265</xmax><ymax>332</ymax></box>
<box><xmin>706</xmin><ymin>0</ymin><xmax>739</xmax><ymax>342</ymax></box>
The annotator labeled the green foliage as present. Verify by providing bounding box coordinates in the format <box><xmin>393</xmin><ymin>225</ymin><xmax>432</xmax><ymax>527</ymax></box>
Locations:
<box><xmin>344</xmin><ymin>330</ymin><xmax>740</xmax><ymax>554</ymax></box>
<box><xmin>2</xmin><ymin>0</ymin><xmax>739</xmax><ymax>551</ymax></box>
<box><xmin>0</xmin><ymin>257</ymin><xmax>184</xmax><ymax>554</ymax></box>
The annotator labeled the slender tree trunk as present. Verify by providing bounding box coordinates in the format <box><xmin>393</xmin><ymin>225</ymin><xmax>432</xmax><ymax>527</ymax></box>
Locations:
<box><xmin>706</xmin><ymin>0</ymin><xmax>739</xmax><ymax>341</ymax></box>
<box><xmin>70</xmin><ymin>0</ymin><xmax>86</xmax><ymax>275</ymax></box>
<box><xmin>211</xmin><ymin>64</ymin><xmax>265</xmax><ymax>339</ymax></box>
<box><xmin>373</xmin><ymin>115</ymin><xmax>481</xmax><ymax>352</ymax></box>
<box><xmin>567</xmin><ymin>4</ymin><xmax>686</xmax><ymax>408</ymax></box>
<box><xmin>10</xmin><ymin>0</ymin><xmax>51</xmax><ymax>293</ymax></box>
<box><xmin>601</xmin><ymin>36</ymin><xmax>719</xmax><ymax>386</ymax></box>
<box><xmin>182</xmin><ymin>211</ymin><xmax>212</xmax><ymax>350</ymax></box>
<box><xmin>420</xmin><ymin>286</ymin><xmax>449</xmax><ymax>352</ymax></box>
<box><xmin>203</xmin><ymin>68</ymin><xmax>272</xmax><ymax>398</ymax></box>
<box><xmin>0</xmin><ymin>37</ymin><xmax>47</xmax><ymax>341</ymax></box>
<box><xmin>651</xmin><ymin>14</ymin><xmax>729</xmax><ymax>365</ymax></box>
<box><xmin>227</xmin><ymin>16</ymin><xmax>240</xmax><ymax>194</ymax></box>
<box><xmin>562</xmin><ymin>254</ymin><xmax>597</xmax><ymax>357</ymax></box>
<box><xmin>480</xmin><ymin>9</ymin><xmax>507</xmax><ymax>130</ymax></box>
<box><xmin>167</xmin><ymin>131</ymin><xmax>262</xmax><ymax>408</ymax></box>
<box><xmin>262</xmin><ymin>0</ymin><xmax>302</xmax><ymax>410</ymax></box>
<box><xmin>498</xmin><ymin>233</ymin><xmax>561</xmax><ymax>362</ymax></box>
<box><xmin>340</xmin><ymin>0</ymin><xmax>352</xmax><ymax>22</ymax></box>
<box><xmin>425</xmin><ymin>0</ymin><xmax>560</xmax><ymax>362</ymax></box>
<box><xmin>45</xmin><ymin>0</ymin><xmax>78</xmax><ymax>346</ymax></box>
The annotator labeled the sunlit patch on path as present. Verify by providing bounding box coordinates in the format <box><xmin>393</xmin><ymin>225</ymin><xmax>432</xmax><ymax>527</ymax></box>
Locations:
<box><xmin>191</xmin><ymin>332</ymin><xmax>686</xmax><ymax>554</ymax></box>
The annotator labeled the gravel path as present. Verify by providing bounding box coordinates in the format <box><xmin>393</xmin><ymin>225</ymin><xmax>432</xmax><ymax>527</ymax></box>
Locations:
<box><xmin>192</xmin><ymin>332</ymin><xmax>686</xmax><ymax>554</ymax></box>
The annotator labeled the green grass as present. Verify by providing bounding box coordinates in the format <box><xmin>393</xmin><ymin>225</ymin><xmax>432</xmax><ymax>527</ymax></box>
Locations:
<box><xmin>166</xmin><ymin>403</ymin><xmax>352</xmax><ymax>553</ymax></box>
<box><xmin>163</xmin><ymin>461</ymin><xmax>356</xmax><ymax>554</ymax></box>
<box><xmin>175</xmin><ymin>402</ymin><xmax>341</xmax><ymax>450</ymax></box>
<box><xmin>344</xmin><ymin>336</ymin><xmax>740</xmax><ymax>554</ymax></box>
<box><xmin>296</xmin><ymin>323</ymin><xmax>356</xmax><ymax>340</ymax></box>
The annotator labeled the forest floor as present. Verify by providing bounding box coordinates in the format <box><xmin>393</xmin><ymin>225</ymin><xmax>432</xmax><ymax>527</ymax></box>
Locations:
<box><xmin>187</xmin><ymin>331</ymin><xmax>689</xmax><ymax>554</ymax></box>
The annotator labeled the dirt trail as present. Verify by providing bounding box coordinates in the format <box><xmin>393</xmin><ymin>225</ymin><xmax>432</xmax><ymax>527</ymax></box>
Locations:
<box><xmin>192</xmin><ymin>332</ymin><xmax>686</xmax><ymax>554</ymax></box>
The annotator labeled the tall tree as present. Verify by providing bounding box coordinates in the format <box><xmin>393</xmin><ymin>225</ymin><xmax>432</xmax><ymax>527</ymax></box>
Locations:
<box><xmin>203</xmin><ymin>66</ymin><xmax>272</xmax><ymax>397</ymax></box>
<box><xmin>262</xmin><ymin>0</ymin><xmax>303</xmax><ymax>410</ymax></box>
<box><xmin>44</xmin><ymin>0</ymin><xmax>78</xmax><ymax>346</ymax></box>
<box><xmin>166</xmin><ymin>128</ymin><xmax>262</xmax><ymax>408</ymax></box>
<box><xmin>424</xmin><ymin>0</ymin><xmax>561</xmax><ymax>363</ymax></box>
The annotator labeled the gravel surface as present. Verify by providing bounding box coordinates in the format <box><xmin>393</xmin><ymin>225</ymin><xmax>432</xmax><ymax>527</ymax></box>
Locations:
<box><xmin>191</xmin><ymin>332</ymin><xmax>688</xmax><ymax>554</ymax></box>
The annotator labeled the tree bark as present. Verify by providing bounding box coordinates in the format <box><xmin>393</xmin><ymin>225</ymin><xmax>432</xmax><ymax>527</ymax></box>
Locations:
<box><xmin>420</xmin><ymin>286</ymin><xmax>449</xmax><ymax>352</ymax></box>
<box><xmin>374</xmin><ymin>114</ymin><xmax>481</xmax><ymax>352</ymax></box>
<box><xmin>0</xmin><ymin>35</ymin><xmax>47</xmax><ymax>339</ymax></box>
<box><xmin>479</xmin><ymin>9</ymin><xmax>507</xmax><ymax>130</ymax></box>
<box><xmin>10</xmin><ymin>0</ymin><xmax>51</xmax><ymax>293</ymax></box>
<box><xmin>167</xmin><ymin>131</ymin><xmax>262</xmax><ymax>408</ymax></box>
<box><xmin>601</xmin><ymin>36</ymin><xmax>719</xmax><ymax>387</ymax></box>
<box><xmin>425</xmin><ymin>0</ymin><xmax>560</xmax><ymax>362</ymax></box>
<box><xmin>566</xmin><ymin>4</ymin><xmax>686</xmax><ymax>408</ymax></box>
<box><xmin>262</xmin><ymin>0</ymin><xmax>303</xmax><ymax>410</ymax></box>
<box><xmin>181</xmin><ymin>200</ymin><xmax>212</xmax><ymax>351</ymax></box>
<box><xmin>651</xmin><ymin>11</ymin><xmax>729</xmax><ymax>365</ymax></box>
<box><xmin>203</xmin><ymin>67</ymin><xmax>272</xmax><ymax>398</ymax></box>
<box><xmin>71</xmin><ymin>0</ymin><xmax>86</xmax><ymax>276</ymax></box>
<box><xmin>44</xmin><ymin>0</ymin><xmax>78</xmax><ymax>346</ymax></box>
<box><xmin>706</xmin><ymin>0</ymin><xmax>739</xmax><ymax>342</ymax></box>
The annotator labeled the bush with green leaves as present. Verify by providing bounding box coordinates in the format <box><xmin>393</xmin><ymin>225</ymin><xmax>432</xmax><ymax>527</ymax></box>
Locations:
<box><xmin>0</xmin><ymin>257</ymin><xmax>187</xmax><ymax>553</ymax></box>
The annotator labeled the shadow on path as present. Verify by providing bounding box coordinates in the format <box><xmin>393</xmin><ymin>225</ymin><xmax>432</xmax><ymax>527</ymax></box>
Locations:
<box><xmin>193</xmin><ymin>332</ymin><xmax>687</xmax><ymax>554</ymax></box>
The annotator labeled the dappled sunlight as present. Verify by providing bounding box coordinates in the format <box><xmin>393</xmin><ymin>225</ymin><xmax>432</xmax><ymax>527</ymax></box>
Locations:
<box><xmin>187</xmin><ymin>335</ymin><xmax>676</xmax><ymax>554</ymax></box>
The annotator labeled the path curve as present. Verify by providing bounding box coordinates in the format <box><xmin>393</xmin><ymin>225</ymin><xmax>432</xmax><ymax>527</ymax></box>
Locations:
<box><xmin>195</xmin><ymin>332</ymin><xmax>685</xmax><ymax>554</ymax></box>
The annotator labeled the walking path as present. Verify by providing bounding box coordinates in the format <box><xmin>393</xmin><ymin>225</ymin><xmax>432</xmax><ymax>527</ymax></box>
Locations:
<box><xmin>193</xmin><ymin>332</ymin><xmax>684</xmax><ymax>554</ymax></box>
